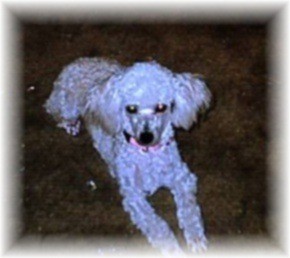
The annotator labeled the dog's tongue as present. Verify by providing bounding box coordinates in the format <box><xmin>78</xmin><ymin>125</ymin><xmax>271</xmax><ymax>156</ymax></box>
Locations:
<box><xmin>130</xmin><ymin>136</ymin><xmax>160</xmax><ymax>152</ymax></box>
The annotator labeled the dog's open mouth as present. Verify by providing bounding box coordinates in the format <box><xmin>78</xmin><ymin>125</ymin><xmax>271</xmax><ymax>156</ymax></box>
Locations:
<box><xmin>123</xmin><ymin>131</ymin><xmax>161</xmax><ymax>152</ymax></box>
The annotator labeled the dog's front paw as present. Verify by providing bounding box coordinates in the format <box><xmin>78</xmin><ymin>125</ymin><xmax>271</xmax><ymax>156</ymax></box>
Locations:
<box><xmin>188</xmin><ymin>235</ymin><xmax>208</xmax><ymax>253</ymax></box>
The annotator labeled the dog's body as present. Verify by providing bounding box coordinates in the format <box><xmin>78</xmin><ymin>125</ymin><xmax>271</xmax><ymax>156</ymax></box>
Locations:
<box><xmin>45</xmin><ymin>57</ymin><xmax>211</xmax><ymax>254</ymax></box>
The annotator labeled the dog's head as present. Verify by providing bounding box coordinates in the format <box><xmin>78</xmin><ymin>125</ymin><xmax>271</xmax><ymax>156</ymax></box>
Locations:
<box><xmin>86</xmin><ymin>61</ymin><xmax>211</xmax><ymax>150</ymax></box>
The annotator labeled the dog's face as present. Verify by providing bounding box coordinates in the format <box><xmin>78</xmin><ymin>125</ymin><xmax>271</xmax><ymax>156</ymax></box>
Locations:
<box><xmin>122</xmin><ymin>87</ymin><xmax>175</xmax><ymax>148</ymax></box>
<box><xmin>88</xmin><ymin>62</ymin><xmax>211</xmax><ymax>148</ymax></box>
<box><xmin>118</xmin><ymin>63</ymin><xmax>178</xmax><ymax>148</ymax></box>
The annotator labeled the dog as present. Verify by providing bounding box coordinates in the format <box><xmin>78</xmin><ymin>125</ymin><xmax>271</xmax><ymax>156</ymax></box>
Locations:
<box><xmin>44</xmin><ymin>57</ymin><xmax>211</xmax><ymax>254</ymax></box>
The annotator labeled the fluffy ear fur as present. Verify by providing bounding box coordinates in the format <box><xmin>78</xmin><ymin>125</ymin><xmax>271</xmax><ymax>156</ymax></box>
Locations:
<box><xmin>85</xmin><ymin>76</ymin><xmax>123</xmax><ymax>135</ymax></box>
<box><xmin>172</xmin><ymin>73</ymin><xmax>211</xmax><ymax>130</ymax></box>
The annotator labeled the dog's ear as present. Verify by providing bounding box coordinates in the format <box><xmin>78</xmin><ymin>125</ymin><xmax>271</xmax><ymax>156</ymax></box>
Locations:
<box><xmin>85</xmin><ymin>76</ymin><xmax>123</xmax><ymax>135</ymax></box>
<box><xmin>172</xmin><ymin>73</ymin><xmax>211</xmax><ymax>130</ymax></box>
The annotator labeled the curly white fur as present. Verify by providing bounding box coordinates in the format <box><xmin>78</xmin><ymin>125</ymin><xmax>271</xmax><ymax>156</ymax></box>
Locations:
<box><xmin>44</xmin><ymin>57</ymin><xmax>211</xmax><ymax>255</ymax></box>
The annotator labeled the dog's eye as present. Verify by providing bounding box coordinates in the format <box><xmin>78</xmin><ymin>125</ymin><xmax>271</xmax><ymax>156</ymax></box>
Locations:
<box><xmin>155</xmin><ymin>104</ymin><xmax>167</xmax><ymax>113</ymax></box>
<box><xmin>126</xmin><ymin>105</ymin><xmax>138</xmax><ymax>114</ymax></box>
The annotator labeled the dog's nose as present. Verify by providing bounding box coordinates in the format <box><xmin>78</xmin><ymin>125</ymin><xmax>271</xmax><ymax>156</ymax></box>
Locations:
<box><xmin>139</xmin><ymin>131</ymin><xmax>154</xmax><ymax>145</ymax></box>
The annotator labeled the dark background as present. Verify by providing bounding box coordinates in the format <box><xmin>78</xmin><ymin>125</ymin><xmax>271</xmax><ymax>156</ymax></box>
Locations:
<box><xmin>23</xmin><ymin>22</ymin><xmax>268</xmax><ymax>248</ymax></box>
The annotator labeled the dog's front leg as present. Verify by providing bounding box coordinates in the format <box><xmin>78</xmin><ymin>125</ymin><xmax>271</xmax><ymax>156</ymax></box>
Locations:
<box><xmin>171</xmin><ymin>172</ymin><xmax>207</xmax><ymax>253</ymax></box>
<box><xmin>120</xmin><ymin>187</ymin><xmax>182</xmax><ymax>254</ymax></box>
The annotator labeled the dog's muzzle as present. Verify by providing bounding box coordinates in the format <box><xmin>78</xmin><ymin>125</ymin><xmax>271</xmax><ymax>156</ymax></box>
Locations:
<box><xmin>123</xmin><ymin>130</ymin><xmax>174</xmax><ymax>153</ymax></box>
<box><xmin>123</xmin><ymin>130</ymin><xmax>162</xmax><ymax>152</ymax></box>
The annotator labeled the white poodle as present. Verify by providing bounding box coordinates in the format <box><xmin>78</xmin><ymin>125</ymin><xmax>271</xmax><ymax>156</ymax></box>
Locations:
<box><xmin>44</xmin><ymin>57</ymin><xmax>211</xmax><ymax>254</ymax></box>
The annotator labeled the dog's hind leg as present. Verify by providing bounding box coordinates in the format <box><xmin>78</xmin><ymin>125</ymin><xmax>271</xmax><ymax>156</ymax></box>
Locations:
<box><xmin>44</xmin><ymin>61</ymin><xmax>91</xmax><ymax>136</ymax></box>
<box><xmin>45</xmin><ymin>85</ymin><xmax>82</xmax><ymax>136</ymax></box>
